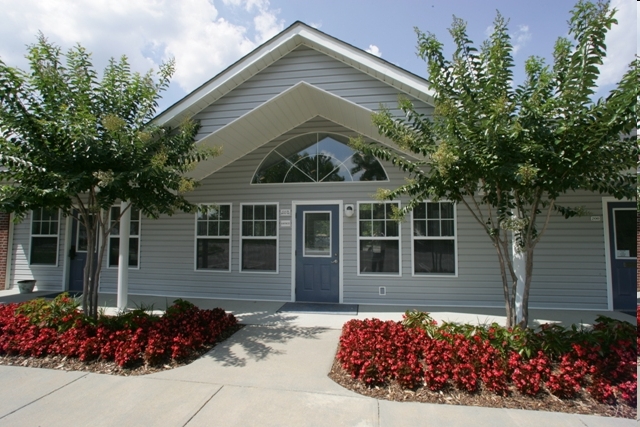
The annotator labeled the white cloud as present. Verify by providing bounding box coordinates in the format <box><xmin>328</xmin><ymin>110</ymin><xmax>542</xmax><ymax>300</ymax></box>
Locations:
<box><xmin>366</xmin><ymin>45</ymin><xmax>382</xmax><ymax>57</ymax></box>
<box><xmin>0</xmin><ymin>0</ymin><xmax>283</xmax><ymax>97</ymax></box>
<box><xmin>596</xmin><ymin>0</ymin><xmax>636</xmax><ymax>87</ymax></box>
<box><xmin>310</xmin><ymin>22</ymin><xmax>323</xmax><ymax>29</ymax></box>
<box><xmin>511</xmin><ymin>25</ymin><xmax>531</xmax><ymax>54</ymax></box>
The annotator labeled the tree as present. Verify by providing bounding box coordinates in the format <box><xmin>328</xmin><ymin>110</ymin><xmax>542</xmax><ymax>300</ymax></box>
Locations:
<box><xmin>352</xmin><ymin>1</ymin><xmax>638</xmax><ymax>328</ymax></box>
<box><xmin>0</xmin><ymin>35</ymin><xmax>216</xmax><ymax>318</ymax></box>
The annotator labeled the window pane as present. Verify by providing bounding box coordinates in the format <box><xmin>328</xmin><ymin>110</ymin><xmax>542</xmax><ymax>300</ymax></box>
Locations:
<box><xmin>414</xmin><ymin>203</ymin><xmax>426</xmax><ymax>219</ymax></box>
<box><xmin>386</xmin><ymin>203</ymin><xmax>397</xmax><ymax>217</ymax></box>
<box><xmin>414</xmin><ymin>240</ymin><xmax>455</xmax><ymax>274</ymax></box>
<box><xmin>386</xmin><ymin>220</ymin><xmax>399</xmax><ymax>237</ymax></box>
<box><xmin>196</xmin><ymin>239</ymin><xmax>229</xmax><ymax>270</ymax></box>
<box><xmin>242</xmin><ymin>221</ymin><xmax>253</xmax><ymax>236</ymax></box>
<box><xmin>254</xmin><ymin>205</ymin><xmax>265</xmax><ymax>220</ymax></box>
<box><xmin>32</xmin><ymin>222</ymin><xmax>41</xmax><ymax>235</ymax></box>
<box><xmin>109</xmin><ymin>237</ymin><xmax>119</xmax><ymax>267</ymax></box>
<box><xmin>131</xmin><ymin>208</ymin><xmax>140</xmax><ymax>221</ymax></box>
<box><xmin>77</xmin><ymin>221</ymin><xmax>88</xmax><ymax>251</ymax></box>
<box><xmin>128</xmin><ymin>238</ymin><xmax>139</xmax><ymax>267</ymax></box>
<box><xmin>30</xmin><ymin>237</ymin><xmax>57</xmax><ymax>265</ymax></box>
<box><xmin>220</xmin><ymin>205</ymin><xmax>230</xmax><ymax>221</ymax></box>
<box><xmin>219</xmin><ymin>221</ymin><xmax>230</xmax><ymax>236</ymax></box>
<box><xmin>254</xmin><ymin>221</ymin><xmax>265</xmax><ymax>236</ymax></box>
<box><xmin>242</xmin><ymin>239</ymin><xmax>277</xmax><ymax>271</ymax></box>
<box><xmin>372</xmin><ymin>221</ymin><xmax>385</xmax><ymax>237</ymax></box>
<box><xmin>40</xmin><ymin>222</ymin><xmax>50</xmax><ymax>235</ymax></box>
<box><xmin>414</xmin><ymin>220</ymin><xmax>426</xmax><ymax>237</ymax></box>
<box><xmin>441</xmin><ymin>203</ymin><xmax>454</xmax><ymax>219</ymax></box>
<box><xmin>33</xmin><ymin>208</ymin><xmax>42</xmax><ymax>221</ymax></box>
<box><xmin>129</xmin><ymin>221</ymin><xmax>139</xmax><ymax>236</ymax></box>
<box><xmin>50</xmin><ymin>222</ymin><xmax>58</xmax><ymax>235</ymax></box>
<box><xmin>441</xmin><ymin>220</ymin><xmax>455</xmax><ymax>237</ymax></box>
<box><xmin>208</xmin><ymin>221</ymin><xmax>219</xmax><ymax>236</ymax></box>
<box><xmin>427</xmin><ymin>220</ymin><xmax>440</xmax><ymax>236</ymax></box>
<box><xmin>265</xmin><ymin>221</ymin><xmax>277</xmax><ymax>236</ymax></box>
<box><xmin>266</xmin><ymin>205</ymin><xmax>277</xmax><ymax>220</ymax></box>
<box><xmin>197</xmin><ymin>222</ymin><xmax>207</xmax><ymax>236</ymax></box>
<box><xmin>359</xmin><ymin>204</ymin><xmax>372</xmax><ymax>219</ymax></box>
<box><xmin>614</xmin><ymin>210</ymin><xmax>636</xmax><ymax>257</ymax></box>
<box><xmin>208</xmin><ymin>206</ymin><xmax>219</xmax><ymax>221</ymax></box>
<box><xmin>373</xmin><ymin>204</ymin><xmax>385</xmax><ymax>219</ymax></box>
<box><xmin>304</xmin><ymin>212</ymin><xmax>330</xmax><ymax>256</ymax></box>
<box><xmin>427</xmin><ymin>203</ymin><xmax>440</xmax><ymax>219</ymax></box>
<box><xmin>359</xmin><ymin>221</ymin><xmax>372</xmax><ymax>237</ymax></box>
<box><xmin>359</xmin><ymin>240</ymin><xmax>399</xmax><ymax>274</ymax></box>
<box><xmin>242</xmin><ymin>205</ymin><xmax>253</xmax><ymax>220</ymax></box>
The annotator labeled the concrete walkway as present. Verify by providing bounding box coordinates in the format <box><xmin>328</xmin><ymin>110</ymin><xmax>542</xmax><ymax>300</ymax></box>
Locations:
<box><xmin>0</xmin><ymin>290</ymin><xmax>636</xmax><ymax>426</ymax></box>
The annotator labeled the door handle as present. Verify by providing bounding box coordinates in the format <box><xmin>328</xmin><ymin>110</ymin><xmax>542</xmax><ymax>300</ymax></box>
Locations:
<box><xmin>332</xmin><ymin>259</ymin><xmax>338</xmax><ymax>264</ymax></box>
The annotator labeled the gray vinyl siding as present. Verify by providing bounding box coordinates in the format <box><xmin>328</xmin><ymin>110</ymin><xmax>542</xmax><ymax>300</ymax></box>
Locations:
<box><xmin>528</xmin><ymin>191</ymin><xmax>609</xmax><ymax>309</ymax></box>
<box><xmin>192</xmin><ymin>46</ymin><xmax>433</xmax><ymax>140</ymax></box>
<box><xmin>9</xmin><ymin>212</ymin><xmax>66</xmax><ymax>291</ymax></box>
<box><xmin>96</xmin><ymin>117</ymin><xmax>610</xmax><ymax>310</ymax></box>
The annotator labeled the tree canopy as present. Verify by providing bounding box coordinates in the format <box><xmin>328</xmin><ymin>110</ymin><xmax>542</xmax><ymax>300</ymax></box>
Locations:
<box><xmin>353</xmin><ymin>0</ymin><xmax>638</xmax><ymax>327</ymax></box>
<box><xmin>0</xmin><ymin>35</ymin><xmax>215</xmax><ymax>317</ymax></box>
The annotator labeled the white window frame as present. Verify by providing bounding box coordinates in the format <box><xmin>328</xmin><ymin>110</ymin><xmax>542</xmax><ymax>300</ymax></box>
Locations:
<box><xmin>194</xmin><ymin>203</ymin><xmax>232</xmax><ymax>272</ymax></box>
<box><xmin>357</xmin><ymin>201</ymin><xmax>402</xmax><ymax>277</ymax></box>
<box><xmin>411</xmin><ymin>200</ymin><xmax>458</xmax><ymax>277</ymax></box>
<box><xmin>240</xmin><ymin>202</ymin><xmax>279</xmax><ymax>274</ymax></box>
<box><xmin>29</xmin><ymin>208</ymin><xmax>60</xmax><ymax>267</ymax></box>
<box><xmin>107</xmin><ymin>205</ymin><xmax>141</xmax><ymax>270</ymax></box>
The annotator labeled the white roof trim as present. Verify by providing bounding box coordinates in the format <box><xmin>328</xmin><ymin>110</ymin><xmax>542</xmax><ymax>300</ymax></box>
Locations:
<box><xmin>187</xmin><ymin>81</ymin><xmax>419</xmax><ymax>181</ymax></box>
<box><xmin>156</xmin><ymin>21</ymin><xmax>434</xmax><ymax>128</ymax></box>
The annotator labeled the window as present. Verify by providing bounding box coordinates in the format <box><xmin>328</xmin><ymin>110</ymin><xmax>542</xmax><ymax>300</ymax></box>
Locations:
<box><xmin>108</xmin><ymin>206</ymin><xmax>140</xmax><ymax>268</ymax></box>
<box><xmin>30</xmin><ymin>208</ymin><xmax>59</xmax><ymax>265</ymax></box>
<box><xmin>195</xmin><ymin>204</ymin><xmax>231</xmax><ymax>271</ymax></box>
<box><xmin>412</xmin><ymin>201</ymin><xmax>456</xmax><ymax>275</ymax></box>
<box><xmin>253</xmin><ymin>133</ymin><xmax>387</xmax><ymax>184</ymax></box>
<box><xmin>241</xmin><ymin>204</ymin><xmax>278</xmax><ymax>272</ymax></box>
<box><xmin>358</xmin><ymin>202</ymin><xmax>400</xmax><ymax>275</ymax></box>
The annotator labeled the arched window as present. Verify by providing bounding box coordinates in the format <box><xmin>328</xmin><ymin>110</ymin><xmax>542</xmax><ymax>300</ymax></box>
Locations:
<box><xmin>252</xmin><ymin>133</ymin><xmax>387</xmax><ymax>184</ymax></box>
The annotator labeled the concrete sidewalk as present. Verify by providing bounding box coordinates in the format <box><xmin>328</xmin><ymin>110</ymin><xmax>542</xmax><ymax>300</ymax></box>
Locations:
<box><xmin>0</xmin><ymin>291</ymin><xmax>636</xmax><ymax>426</ymax></box>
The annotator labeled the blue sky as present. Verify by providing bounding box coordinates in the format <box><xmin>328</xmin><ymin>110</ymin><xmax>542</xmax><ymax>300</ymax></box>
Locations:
<box><xmin>0</xmin><ymin>0</ymin><xmax>635</xmax><ymax>113</ymax></box>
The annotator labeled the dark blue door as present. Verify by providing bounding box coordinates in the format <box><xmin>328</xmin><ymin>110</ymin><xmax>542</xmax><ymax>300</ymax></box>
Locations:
<box><xmin>607</xmin><ymin>201</ymin><xmax>636</xmax><ymax>312</ymax></box>
<box><xmin>68</xmin><ymin>213</ymin><xmax>93</xmax><ymax>293</ymax></box>
<box><xmin>295</xmin><ymin>205</ymin><xmax>339</xmax><ymax>303</ymax></box>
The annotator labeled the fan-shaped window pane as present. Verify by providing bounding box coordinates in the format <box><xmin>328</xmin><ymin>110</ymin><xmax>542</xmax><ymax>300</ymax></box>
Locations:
<box><xmin>253</xmin><ymin>133</ymin><xmax>387</xmax><ymax>184</ymax></box>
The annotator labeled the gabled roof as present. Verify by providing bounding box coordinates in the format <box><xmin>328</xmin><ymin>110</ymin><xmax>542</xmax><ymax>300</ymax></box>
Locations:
<box><xmin>155</xmin><ymin>21</ymin><xmax>434</xmax><ymax>128</ymax></box>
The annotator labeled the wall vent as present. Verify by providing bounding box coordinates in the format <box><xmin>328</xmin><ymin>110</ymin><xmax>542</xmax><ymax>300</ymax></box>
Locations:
<box><xmin>379</xmin><ymin>286</ymin><xmax>386</xmax><ymax>296</ymax></box>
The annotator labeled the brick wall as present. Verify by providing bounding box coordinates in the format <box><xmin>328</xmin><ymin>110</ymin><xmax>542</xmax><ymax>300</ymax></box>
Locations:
<box><xmin>0</xmin><ymin>213</ymin><xmax>8</xmax><ymax>290</ymax></box>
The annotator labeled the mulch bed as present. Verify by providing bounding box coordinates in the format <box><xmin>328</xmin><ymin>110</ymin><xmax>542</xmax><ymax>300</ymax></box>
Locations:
<box><xmin>328</xmin><ymin>358</ymin><xmax>637</xmax><ymax>419</ymax></box>
<box><xmin>0</xmin><ymin>324</ymin><xmax>244</xmax><ymax>376</ymax></box>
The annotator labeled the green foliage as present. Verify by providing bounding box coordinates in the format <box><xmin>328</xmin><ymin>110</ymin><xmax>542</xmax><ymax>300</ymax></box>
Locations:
<box><xmin>15</xmin><ymin>293</ymin><xmax>81</xmax><ymax>332</ymax></box>
<box><xmin>0</xmin><ymin>34</ymin><xmax>217</xmax><ymax>318</ymax></box>
<box><xmin>359</xmin><ymin>1</ymin><xmax>638</xmax><ymax>328</ymax></box>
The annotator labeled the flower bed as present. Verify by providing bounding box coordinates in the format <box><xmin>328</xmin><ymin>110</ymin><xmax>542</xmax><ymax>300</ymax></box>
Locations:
<box><xmin>336</xmin><ymin>311</ymin><xmax>636</xmax><ymax>407</ymax></box>
<box><xmin>0</xmin><ymin>294</ymin><xmax>237</xmax><ymax>368</ymax></box>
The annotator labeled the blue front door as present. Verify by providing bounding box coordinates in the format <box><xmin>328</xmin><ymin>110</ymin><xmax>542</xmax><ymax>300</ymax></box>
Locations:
<box><xmin>295</xmin><ymin>205</ymin><xmax>339</xmax><ymax>303</ymax></box>
<box><xmin>607</xmin><ymin>201</ymin><xmax>636</xmax><ymax>312</ymax></box>
<box><xmin>68</xmin><ymin>213</ymin><xmax>95</xmax><ymax>293</ymax></box>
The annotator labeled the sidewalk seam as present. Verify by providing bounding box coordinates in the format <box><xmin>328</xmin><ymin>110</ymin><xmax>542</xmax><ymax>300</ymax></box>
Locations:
<box><xmin>182</xmin><ymin>385</ymin><xmax>224</xmax><ymax>427</ymax></box>
<box><xmin>0</xmin><ymin>373</ymin><xmax>89</xmax><ymax>420</ymax></box>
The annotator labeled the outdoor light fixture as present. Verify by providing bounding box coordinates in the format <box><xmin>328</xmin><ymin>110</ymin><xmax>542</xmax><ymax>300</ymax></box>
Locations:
<box><xmin>344</xmin><ymin>204</ymin><xmax>354</xmax><ymax>217</ymax></box>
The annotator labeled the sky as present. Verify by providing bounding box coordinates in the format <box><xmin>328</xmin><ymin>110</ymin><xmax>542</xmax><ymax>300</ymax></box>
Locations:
<box><xmin>0</xmin><ymin>0</ymin><xmax>636</xmax><ymax>114</ymax></box>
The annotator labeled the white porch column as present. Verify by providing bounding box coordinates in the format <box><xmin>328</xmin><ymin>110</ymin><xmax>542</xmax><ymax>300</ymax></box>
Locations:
<box><xmin>512</xmin><ymin>233</ymin><xmax>526</xmax><ymax>324</ymax></box>
<box><xmin>117</xmin><ymin>201</ymin><xmax>131</xmax><ymax>311</ymax></box>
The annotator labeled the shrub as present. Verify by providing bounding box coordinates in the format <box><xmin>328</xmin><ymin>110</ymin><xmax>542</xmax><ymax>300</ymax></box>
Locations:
<box><xmin>0</xmin><ymin>298</ymin><xmax>238</xmax><ymax>368</ymax></box>
<box><xmin>337</xmin><ymin>311</ymin><xmax>636</xmax><ymax>404</ymax></box>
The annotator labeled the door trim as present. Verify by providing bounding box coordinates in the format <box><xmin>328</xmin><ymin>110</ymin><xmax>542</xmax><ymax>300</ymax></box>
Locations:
<box><xmin>602</xmin><ymin>197</ymin><xmax>636</xmax><ymax>311</ymax></box>
<box><xmin>291</xmin><ymin>200</ymin><xmax>343</xmax><ymax>303</ymax></box>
